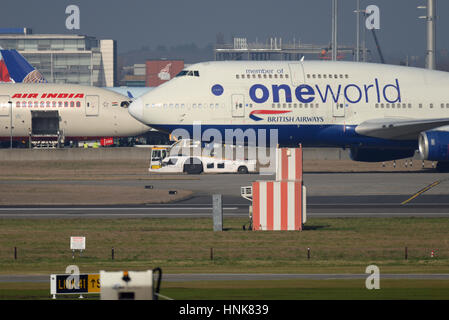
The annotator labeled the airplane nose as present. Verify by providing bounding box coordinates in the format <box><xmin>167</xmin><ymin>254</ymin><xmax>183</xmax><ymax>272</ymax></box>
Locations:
<box><xmin>128</xmin><ymin>97</ymin><xmax>144</xmax><ymax>121</ymax></box>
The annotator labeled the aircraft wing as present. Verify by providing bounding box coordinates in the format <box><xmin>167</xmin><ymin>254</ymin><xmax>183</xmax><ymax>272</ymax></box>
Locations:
<box><xmin>355</xmin><ymin>118</ymin><xmax>449</xmax><ymax>140</ymax></box>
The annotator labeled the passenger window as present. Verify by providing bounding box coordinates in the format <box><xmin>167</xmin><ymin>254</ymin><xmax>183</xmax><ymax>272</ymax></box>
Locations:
<box><xmin>34</xmin><ymin>101</ymin><xmax>38</xmax><ymax>108</ymax></box>
<box><xmin>70</xmin><ymin>101</ymin><xmax>74</xmax><ymax>107</ymax></box>
<box><xmin>207</xmin><ymin>163</ymin><xmax>214</xmax><ymax>169</ymax></box>
<box><xmin>285</xmin><ymin>74</ymin><xmax>289</xmax><ymax>78</ymax></box>
<box><xmin>217</xmin><ymin>163</ymin><xmax>225</xmax><ymax>169</ymax></box>
<box><xmin>58</xmin><ymin>101</ymin><xmax>63</xmax><ymax>108</ymax></box>
<box><xmin>236</xmin><ymin>75</ymin><xmax>239</xmax><ymax>79</ymax></box>
<box><xmin>64</xmin><ymin>101</ymin><xmax>68</xmax><ymax>107</ymax></box>
<box><xmin>194</xmin><ymin>71</ymin><xmax>199</xmax><ymax>77</ymax></box>
<box><xmin>40</xmin><ymin>101</ymin><xmax>45</xmax><ymax>107</ymax></box>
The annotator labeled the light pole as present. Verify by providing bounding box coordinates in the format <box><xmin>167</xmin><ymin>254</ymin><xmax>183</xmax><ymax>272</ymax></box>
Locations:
<box><xmin>354</xmin><ymin>8</ymin><xmax>368</xmax><ymax>62</ymax></box>
<box><xmin>418</xmin><ymin>0</ymin><xmax>436</xmax><ymax>70</ymax></box>
<box><xmin>332</xmin><ymin>0</ymin><xmax>338</xmax><ymax>61</ymax></box>
<box><xmin>355</xmin><ymin>0</ymin><xmax>360</xmax><ymax>62</ymax></box>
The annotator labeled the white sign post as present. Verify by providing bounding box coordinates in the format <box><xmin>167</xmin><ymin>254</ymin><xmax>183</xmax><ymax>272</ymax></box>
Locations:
<box><xmin>70</xmin><ymin>237</ymin><xmax>86</xmax><ymax>259</ymax></box>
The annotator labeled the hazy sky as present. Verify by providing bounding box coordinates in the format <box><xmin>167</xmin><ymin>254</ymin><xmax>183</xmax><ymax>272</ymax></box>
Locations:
<box><xmin>0</xmin><ymin>0</ymin><xmax>447</xmax><ymax>57</ymax></box>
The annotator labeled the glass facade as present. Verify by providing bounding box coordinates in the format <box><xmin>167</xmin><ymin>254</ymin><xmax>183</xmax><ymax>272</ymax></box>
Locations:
<box><xmin>0</xmin><ymin>34</ymin><xmax>115</xmax><ymax>87</ymax></box>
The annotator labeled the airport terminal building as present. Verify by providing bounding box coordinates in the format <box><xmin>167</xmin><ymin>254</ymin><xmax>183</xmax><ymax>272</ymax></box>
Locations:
<box><xmin>0</xmin><ymin>28</ymin><xmax>117</xmax><ymax>87</ymax></box>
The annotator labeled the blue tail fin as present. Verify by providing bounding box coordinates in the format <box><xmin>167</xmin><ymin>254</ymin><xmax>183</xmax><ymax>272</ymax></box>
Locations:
<box><xmin>0</xmin><ymin>49</ymin><xmax>47</xmax><ymax>83</ymax></box>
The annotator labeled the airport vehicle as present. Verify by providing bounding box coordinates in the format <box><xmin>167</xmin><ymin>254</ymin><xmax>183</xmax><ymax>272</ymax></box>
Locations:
<box><xmin>129</xmin><ymin>61</ymin><xmax>449</xmax><ymax>171</ymax></box>
<box><xmin>149</xmin><ymin>139</ymin><xmax>257</xmax><ymax>174</ymax></box>
<box><xmin>0</xmin><ymin>83</ymin><xmax>149</xmax><ymax>144</ymax></box>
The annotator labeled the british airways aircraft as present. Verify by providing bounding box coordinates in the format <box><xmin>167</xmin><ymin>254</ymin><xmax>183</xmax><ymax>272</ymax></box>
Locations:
<box><xmin>128</xmin><ymin>61</ymin><xmax>449</xmax><ymax>171</ymax></box>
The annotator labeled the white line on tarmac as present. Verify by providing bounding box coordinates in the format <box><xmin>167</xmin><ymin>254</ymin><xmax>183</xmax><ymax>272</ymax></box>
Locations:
<box><xmin>0</xmin><ymin>207</ymin><xmax>238</xmax><ymax>211</ymax></box>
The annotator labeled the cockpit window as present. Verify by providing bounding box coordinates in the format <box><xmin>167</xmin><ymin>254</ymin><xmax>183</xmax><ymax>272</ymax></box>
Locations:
<box><xmin>176</xmin><ymin>70</ymin><xmax>189</xmax><ymax>77</ymax></box>
<box><xmin>176</xmin><ymin>70</ymin><xmax>200</xmax><ymax>77</ymax></box>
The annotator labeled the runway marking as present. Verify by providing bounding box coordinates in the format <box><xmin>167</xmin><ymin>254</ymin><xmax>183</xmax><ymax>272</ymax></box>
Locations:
<box><xmin>0</xmin><ymin>207</ymin><xmax>238</xmax><ymax>211</ymax></box>
<box><xmin>401</xmin><ymin>180</ymin><xmax>443</xmax><ymax>205</ymax></box>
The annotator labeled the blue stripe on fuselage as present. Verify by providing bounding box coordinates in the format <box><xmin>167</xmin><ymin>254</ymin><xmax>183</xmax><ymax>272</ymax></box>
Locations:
<box><xmin>149</xmin><ymin>124</ymin><xmax>417</xmax><ymax>149</ymax></box>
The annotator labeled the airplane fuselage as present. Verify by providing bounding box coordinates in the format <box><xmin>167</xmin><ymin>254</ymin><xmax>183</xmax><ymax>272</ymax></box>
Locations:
<box><xmin>129</xmin><ymin>61</ymin><xmax>449</xmax><ymax>154</ymax></box>
<box><xmin>0</xmin><ymin>83</ymin><xmax>149</xmax><ymax>141</ymax></box>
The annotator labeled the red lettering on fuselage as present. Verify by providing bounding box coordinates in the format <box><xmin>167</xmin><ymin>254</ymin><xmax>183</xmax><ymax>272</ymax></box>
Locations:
<box><xmin>11</xmin><ymin>93</ymin><xmax>85</xmax><ymax>99</ymax></box>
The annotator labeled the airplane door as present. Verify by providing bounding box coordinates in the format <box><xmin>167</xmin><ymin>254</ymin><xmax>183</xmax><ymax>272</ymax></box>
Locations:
<box><xmin>231</xmin><ymin>94</ymin><xmax>245</xmax><ymax>117</ymax></box>
<box><xmin>333</xmin><ymin>94</ymin><xmax>345</xmax><ymax>117</ymax></box>
<box><xmin>289</xmin><ymin>63</ymin><xmax>305</xmax><ymax>85</ymax></box>
<box><xmin>0</xmin><ymin>96</ymin><xmax>10</xmax><ymax>117</ymax></box>
<box><xmin>85</xmin><ymin>95</ymin><xmax>99</xmax><ymax>116</ymax></box>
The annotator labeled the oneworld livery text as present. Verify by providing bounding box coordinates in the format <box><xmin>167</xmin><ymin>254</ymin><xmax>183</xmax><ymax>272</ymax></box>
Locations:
<box><xmin>248</xmin><ymin>78</ymin><xmax>401</xmax><ymax>104</ymax></box>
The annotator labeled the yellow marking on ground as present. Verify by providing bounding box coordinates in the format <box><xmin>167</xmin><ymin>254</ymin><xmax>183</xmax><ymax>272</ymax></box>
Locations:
<box><xmin>401</xmin><ymin>180</ymin><xmax>441</xmax><ymax>205</ymax></box>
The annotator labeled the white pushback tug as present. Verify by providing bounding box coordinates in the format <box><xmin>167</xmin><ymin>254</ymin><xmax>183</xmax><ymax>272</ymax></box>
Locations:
<box><xmin>149</xmin><ymin>139</ymin><xmax>257</xmax><ymax>174</ymax></box>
